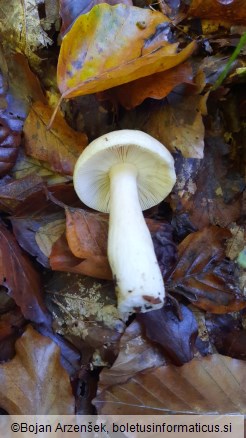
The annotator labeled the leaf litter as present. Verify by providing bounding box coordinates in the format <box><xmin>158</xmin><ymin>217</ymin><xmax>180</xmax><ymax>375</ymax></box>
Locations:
<box><xmin>0</xmin><ymin>0</ymin><xmax>245</xmax><ymax>417</ymax></box>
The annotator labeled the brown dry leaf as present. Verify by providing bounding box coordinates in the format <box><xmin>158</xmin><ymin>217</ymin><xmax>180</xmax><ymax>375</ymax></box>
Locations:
<box><xmin>107</xmin><ymin>62</ymin><xmax>194</xmax><ymax>110</ymax></box>
<box><xmin>94</xmin><ymin>354</ymin><xmax>246</xmax><ymax>414</ymax></box>
<box><xmin>0</xmin><ymin>222</ymin><xmax>50</xmax><ymax>324</ymax></box>
<box><xmin>98</xmin><ymin>320</ymin><xmax>166</xmax><ymax>390</ymax></box>
<box><xmin>0</xmin><ymin>307</ymin><xmax>26</xmax><ymax>362</ymax></box>
<box><xmin>0</xmin><ymin>174</ymin><xmax>45</xmax><ymax>214</ymax></box>
<box><xmin>57</xmin><ymin>4</ymin><xmax>196</xmax><ymax>99</ymax></box>
<box><xmin>50</xmin><ymin>233</ymin><xmax>112</xmax><ymax>280</ymax></box>
<box><xmin>187</xmin><ymin>0</ymin><xmax>246</xmax><ymax>24</ymax></box>
<box><xmin>0</xmin><ymin>325</ymin><xmax>75</xmax><ymax>414</ymax></box>
<box><xmin>66</xmin><ymin>208</ymin><xmax>108</xmax><ymax>258</ymax></box>
<box><xmin>145</xmin><ymin>94</ymin><xmax>205</xmax><ymax>158</ymax></box>
<box><xmin>24</xmin><ymin>101</ymin><xmax>88</xmax><ymax>176</ymax></box>
<box><xmin>167</xmin><ymin>226</ymin><xmax>246</xmax><ymax>314</ymax></box>
<box><xmin>12</xmin><ymin>148</ymin><xmax>70</xmax><ymax>184</ymax></box>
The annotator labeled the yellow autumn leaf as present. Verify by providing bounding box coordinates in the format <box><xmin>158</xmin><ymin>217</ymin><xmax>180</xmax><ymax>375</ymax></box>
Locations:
<box><xmin>57</xmin><ymin>4</ymin><xmax>196</xmax><ymax>99</ymax></box>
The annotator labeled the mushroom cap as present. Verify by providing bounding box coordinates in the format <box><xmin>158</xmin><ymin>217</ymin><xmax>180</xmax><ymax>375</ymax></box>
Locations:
<box><xmin>73</xmin><ymin>129</ymin><xmax>176</xmax><ymax>213</ymax></box>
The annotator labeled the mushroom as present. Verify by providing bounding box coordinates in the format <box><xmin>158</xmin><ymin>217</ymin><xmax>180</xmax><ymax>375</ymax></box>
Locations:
<box><xmin>73</xmin><ymin>130</ymin><xmax>176</xmax><ymax>316</ymax></box>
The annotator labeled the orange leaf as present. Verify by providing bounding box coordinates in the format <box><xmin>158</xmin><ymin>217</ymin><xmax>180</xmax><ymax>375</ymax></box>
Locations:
<box><xmin>50</xmin><ymin>233</ymin><xmax>112</xmax><ymax>280</ymax></box>
<box><xmin>108</xmin><ymin>62</ymin><xmax>194</xmax><ymax>109</ymax></box>
<box><xmin>188</xmin><ymin>0</ymin><xmax>246</xmax><ymax>24</ymax></box>
<box><xmin>24</xmin><ymin>101</ymin><xmax>88</xmax><ymax>176</ymax></box>
<box><xmin>57</xmin><ymin>4</ymin><xmax>196</xmax><ymax>99</ymax></box>
<box><xmin>0</xmin><ymin>325</ymin><xmax>74</xmax><ymax>414</ymax></box>
<box><xmin>66</xmin><ymin>208</ymin><xmax>108</xmax><ymax>258</ymax></box>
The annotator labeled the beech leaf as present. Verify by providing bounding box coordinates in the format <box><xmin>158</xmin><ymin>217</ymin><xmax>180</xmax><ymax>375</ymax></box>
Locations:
<box><xmin>50</xmin><ymin>233</ymin><xmax>112</xmax><ymax>280</ymax></box>
<box><xmin>24</xmin><ymin>101</ymin><xmax>88</xmax><ymax>176</ymax></box>
<box><xmin>60</xmin><ymin>0</ymin><xmax>133</xmax><ymax>36</ymax></box>
<box><xmin>167</xmin><ymin>226</ymin><xmax>246</xmax><ymax>313</ymax></box>
<box><xmin>94</xmin><ymin>354</ymin><xmax>246</xmax><ymax>414</ymax></box>
<box><xmin>138</xmin><ymin>302</ymin><xmax>198</xmax><ymax>365</ymax></box>
<box><xmin>0</xmin><ymin>325</ymin><xmax>75</xmax><ymax>414</ymax></box>
<box><xmin>188</xmin><ymin>0</ymin><xmax>246</xmax><ymax>24</ymax></box>
<box><xmin>57</xmin><ymin>4</ymin><xmax>196</xmax><ymax>99</ymax></box>
<box><xmin>145</xmin><ymin>94</ymin><xmax>205</xmax><ymax>158</ymax></box>
<box><xmin>98</xmin><ymin>320</ymin><xmax>166</xmax><ymax>389</ymax></box>
<box><xmin>0</xmin><ymin>222</ymin><xmax>50</xmax><ymax>324</ymax></box>
<box><xmin>108</xmin><ymin>62</ymin><xmax>194</xmax><ymax>110</ymax></box>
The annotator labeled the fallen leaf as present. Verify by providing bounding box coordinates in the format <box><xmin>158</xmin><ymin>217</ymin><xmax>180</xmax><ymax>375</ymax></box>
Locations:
<box><xmin>50</xmin><ymin>233</ymin><xmax>112</xmax><ymax>280</ymax></box>
<box><xmin>1</xmin><ymin>52</ymin><xmax>46</xmax><ymax>132</ymax></box>
<box><xmin>138</xmin><ymin>301</ymin><xmax>198</xmax><ymax>365</ymax></box>
<box><xmin>0</xmin><ymin>307</ymin><xmax>26</xmax><ymax>362</ymax></box>
<box><xmin>206</xmin><ymin>314</ymin><xmax>246</xmax><ymax>361</ymax></box>
<box><xmin>151</xmin><ymin>222</ymin><xmax>177</xmax><ymax>279</ymax></box>
<box><xmin>98</xmin><ymin>320</ymin><xmax>166</xmax><ymax>390</ymax></box>
<box><xmin>0</xmin><ymin>51</ymin><xmax>45</xmax><ymax>175</ymax></box>
<box><xmin>145</xmin><ymin>94</ymin><xmax>205</xmax><ymax>158</ymax></box>
<box><xmin>60</xmin><ymin>0</ymin><xmax>133</xmax><ymax>36</ymax></box>
<box><xmin>107</xmin><ymin>62</ymin><xmax>194</xmax><ymax>109</ymax></box>
<box><xmin>12</xmin><ymin>147</ymin><xmax>70</xmax><ymax>184</ymax></box>
<box><xmin>172</xmin><ymin>136</ymin><xmax>244</xmax><ymax>229</ymax></box>
<box><xmin>24</xmin><ymin>101</ymin><xmax>88</xmax><ymax>176</ymax></box>
<box><xmin>66</xmin><ymin>208</ymin><xmax>108</xmax><ymax>258</ymax></box>
<box><xmin>57</xmin><ymin>4</ymin><xmax>196</xmax><ymax>99</ymax></box>
<box><xmin>0</xmin><ymin>174</ymin><xmax>45</xmax><ymax>214</ymax></box>
<box><xmin>0</xmin><ymin>1</ymin><xmax>53</xmax><ymax>65</ymax></box>
<box><xmin>45</xmin><ymin>272</ymin><xmax>125</xmax><ymax>364</ymax></box>
<box><xmin>0</xmin><ymin>325</ymin><xmax>75</xmax><ymax>414</ymax></box>
<box><xmin>0</xmin><ymin>117</ymin><xmax>21</xmax><ymax>177</ymax></box>
<box><xmin>0</xmin><ymin>221</ymin><xmax>50</xmax><ymax>324</ymax></box>
<box><xmin>167</xmin><ymin>226</ymin><xmax>246</xmax><ymax>313</ymax></box>
<box><xmin>187</xmin><ymin>0</ymin><xmax>246</xmax><ymax>24</ymax></box>
<box><xmin>94</xmin><ymin>354</ymin><xmax>246</xmax><ymax>414</ymax></box>
<box><xmin>11</xmin><ymin>213</ymin><xmax>66</xmax><ymax>268</ymax></box>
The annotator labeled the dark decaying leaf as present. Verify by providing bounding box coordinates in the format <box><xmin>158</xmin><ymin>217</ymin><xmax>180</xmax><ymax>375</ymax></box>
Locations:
<box><xmin>206</xmin><ymin>314</ymin><xmax>246</xmax><ymax>361</ymax></box>
<box><xmin>0</xmin><ymin>325</ymin><xmax>75</xmax><ymax>414</ymax></box>
<box><xmin>0</xmin><ymin>116</ymin><xmax>21</xmax><ymax>177</ymax></box>
<box><xmin>11</xmin><ymin>213</ymin><xmax>65</xmax><ymax>268</ymax></box>
<box><xmin>138</xmin><ymin>301</ymin><xmax>198</xmax><ymax>365</ymax></box>
<box><xmin>94</xmin><ymin>354</ymin><xmax>246</xmax><ymax>414</ymax></box>
<box><xmin>98</xmin><ymin>320</ymin><xmax>166</xmax><ymax>390</ymax></box>
<box><xmin>60</xmin><ymin>0</ymin><xmax>133</xmax><ymax>36</ymax></box>
<box><xmin>0</xmin><ymin>221</ymin><xmax>50</xmax><ymax>324</ymax></box>
<box><xmin>0</xmin><ymin>307</ymin><xmax>26</xmax><ymax>362</ymax></box>
<box><xmin>171</xmin><ymin>136</ymin><xmax>244</xmax><ymax>229</ymax></box>
<box><xmin>45</xmin><ymin>272</ymin><xmax>125</xmax><ymax>364</ymax></box>
<box><xmin>167</xmin><ymin>226</ymin><xmax>246</xmax><ymax>313</ymax></box>
<box><xmin>151</xmin><ymin>222</ymin><xmax>177</xmax><ymax>279</ymax></box>
<box><xmin>0</xmin><ymin>174</ymin><xmax>45</xmax><ymax>214</ymax></box>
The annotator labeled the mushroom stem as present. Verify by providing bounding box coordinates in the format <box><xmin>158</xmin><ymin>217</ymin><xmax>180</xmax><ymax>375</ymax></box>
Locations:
<box><xmin>108</xmin><ymin>162</ymin><xmax>165</xmax><ymax>316</ymax></box>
